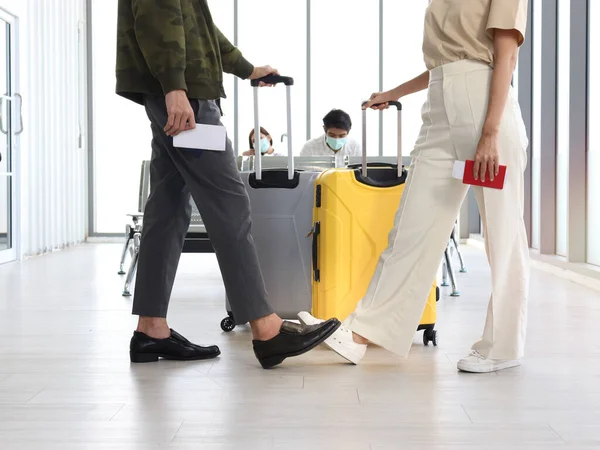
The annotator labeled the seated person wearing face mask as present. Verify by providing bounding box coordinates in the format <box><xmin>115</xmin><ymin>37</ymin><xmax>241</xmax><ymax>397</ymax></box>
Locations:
<box><xmin>300</xmin><ymin>109</ymin><xmax>361</xmax><ymax>166</ymax></box>
<box><xmin>242</xmin><ymin>127</ymin><xmax>279</xmax><ymax>156</ymax></box>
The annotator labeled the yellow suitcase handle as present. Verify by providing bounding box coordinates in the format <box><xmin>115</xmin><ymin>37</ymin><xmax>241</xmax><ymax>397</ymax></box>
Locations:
<box><xmin>360</xmin><ymin>101</ymin><xmax>403</xmax><ymax>178</ymax></box>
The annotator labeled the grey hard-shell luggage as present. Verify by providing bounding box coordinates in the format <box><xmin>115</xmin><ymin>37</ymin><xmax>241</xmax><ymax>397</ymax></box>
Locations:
<box><xmin>244</xmin><ymin>155</ymin><xmax>337</xmax><ymax>172</ymax></box>
<box><xmin>220</xmin><ymin>75</ymin><xmax>319</xmax><ymax>332</ymax></box>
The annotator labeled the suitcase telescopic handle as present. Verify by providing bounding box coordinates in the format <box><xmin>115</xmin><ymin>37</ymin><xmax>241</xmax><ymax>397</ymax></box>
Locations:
<box><xmin>250</xmin><ymin>75</ymin><xmax>294</xmax><ymax>87</ymax></box>
<box><xmin>252</xmin><ymin>75</ymin><xmax>294</xmax><ymax>181</ymax></box>
<box><xmin>360</xmin><ymin>101</ymin><xmax>403</xmax><ymax>178</ymax></box>
<box><xmin>361</xmin><ymin>101</ymin><xmax>402</xmax><ymax>110</ymax></box>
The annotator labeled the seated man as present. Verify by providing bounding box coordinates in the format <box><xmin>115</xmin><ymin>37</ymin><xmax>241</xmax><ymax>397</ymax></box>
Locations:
<box><xmin>300</xmin><ymin>109</ymin><xmax>361</xmax><ymax>166</ymax></box>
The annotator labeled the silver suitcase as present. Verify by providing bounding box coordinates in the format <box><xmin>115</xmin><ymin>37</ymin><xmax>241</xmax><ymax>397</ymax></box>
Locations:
<box><xmin>243</xmin><ymin>155</ymin><xmax>337</xmax><ymax>173</ymax></box>
<box><xmin>221</xmin><ymin>75</ymin><xmax>318</xmax><ymax>331</ymax></box>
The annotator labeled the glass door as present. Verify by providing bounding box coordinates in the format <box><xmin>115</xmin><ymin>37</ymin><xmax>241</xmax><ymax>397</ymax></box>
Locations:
<box><xmin>0</xmin><ymin>9</ymin><xmax>19</xmax><ymax>264</ymax></box>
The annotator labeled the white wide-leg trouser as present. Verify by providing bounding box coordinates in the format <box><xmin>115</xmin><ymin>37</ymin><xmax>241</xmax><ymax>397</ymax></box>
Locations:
<box><xmin>345</xmin><ymin>60</ymin><xmax>530</xmax><ymax>360</ymax></box>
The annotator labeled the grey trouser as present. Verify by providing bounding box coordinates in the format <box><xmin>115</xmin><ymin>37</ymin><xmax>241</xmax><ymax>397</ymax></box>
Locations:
<box><xmin>131</xmin><ymin>95</ymin><xmax>273</xmax><ymax>325</ymax></box>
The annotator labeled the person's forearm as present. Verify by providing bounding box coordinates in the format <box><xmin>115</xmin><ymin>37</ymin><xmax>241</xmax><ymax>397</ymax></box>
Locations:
<box><xmin>391</xmin><ymin>71</ymin><xmax>430</xmax><ymax>99</ymax></box>
<box><xmin>482</xmin><ymin>52</ymin><xmax>517</xmax><ymax>136</ymax></box>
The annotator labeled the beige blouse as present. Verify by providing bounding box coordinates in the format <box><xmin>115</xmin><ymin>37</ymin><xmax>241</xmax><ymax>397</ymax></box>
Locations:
<box><xmin>423</xmin><ymin>0</ymin><xmax>528</xmax><ymax>70</ymax></box>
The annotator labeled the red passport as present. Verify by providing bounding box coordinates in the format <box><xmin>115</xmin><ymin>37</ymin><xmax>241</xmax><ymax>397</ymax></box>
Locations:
<box><xmin>452</xmin><ymin>160</ymin><xmax>506</xmax><ymax>190</ymax></box>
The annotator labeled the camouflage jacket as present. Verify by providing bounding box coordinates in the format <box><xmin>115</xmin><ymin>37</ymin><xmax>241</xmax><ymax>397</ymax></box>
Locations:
<box><xmin>116</xmin><ymin>0</ymin><xmax>253</xmax><ymax>104</ymax></box>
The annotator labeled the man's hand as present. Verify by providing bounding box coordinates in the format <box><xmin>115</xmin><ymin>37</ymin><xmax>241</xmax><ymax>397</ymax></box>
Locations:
<box><xmin>473</xmin><ymin>130</ymin><xmax>500</xmax><ymax>182</ymax></box>
<box><xmin>249</xmin><ymin>65</ymin><xmax>279</xmax><ymax>86</ymax></box>
<box><xmin>164</xmin><ymin>90</ymin><xmax>195</xmax><ymax>137</ymax></box>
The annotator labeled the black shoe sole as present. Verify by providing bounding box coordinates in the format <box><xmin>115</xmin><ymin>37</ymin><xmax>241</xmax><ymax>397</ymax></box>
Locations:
<box><xmin>258</xmin><ymin>321</ymin><xmax>342</xmax><ymax>369</ymax></box>
<box><xmin>130</xmin><ymin>349</ymin><xmax>221</xmax><ymax>363</ymax></box>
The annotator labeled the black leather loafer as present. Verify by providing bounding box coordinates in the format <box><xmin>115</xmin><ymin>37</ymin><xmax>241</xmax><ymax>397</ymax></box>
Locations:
<box><xmin>252</xmin><ymin>319</ymin><xmax>341</xmax><ymax>369</ymax></box>
<box><xmin>129</xmin><ymin>329</ymin><xmax>221</xmax><ymax>363</ymax></box>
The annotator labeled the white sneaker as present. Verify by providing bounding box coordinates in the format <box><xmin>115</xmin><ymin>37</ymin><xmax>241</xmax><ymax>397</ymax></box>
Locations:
<box><xmin>297</xmin><ymin>311</ymin><xmax>324</xmax><ymax>326</ymax></box>
<box><xmin>457</xmin><ymin>350</ymin><xmax>521</xmax><ymax>373</ymax></box>
<box><xmin>297</xmin><ymin>311</ymin><xmax>367</xmax><ymax>364</ymax></box>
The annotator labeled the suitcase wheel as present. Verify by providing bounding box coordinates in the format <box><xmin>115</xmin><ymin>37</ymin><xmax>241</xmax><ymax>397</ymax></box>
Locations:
<box><xmin>220</xmin><ymin>316</ymin><xmax>236</xmax><ymax>332</ymax></box>
<box><xmin>423</xmin><ymin>328</ymin><xmax>438</xmax><ymax>347</ymax></box>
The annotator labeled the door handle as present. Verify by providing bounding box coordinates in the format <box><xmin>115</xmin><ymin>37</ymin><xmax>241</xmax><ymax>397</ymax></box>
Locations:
<box><xmin>0</xmin><ymin>95</ymin><xmax>23</xmax><ymax>135</ymax></box>
<box><xmin>0</xmin><ymin>98</ymin><xmax>6</xmax><ymax>135</ymax></box>
<box><xmin>15</xmin><ymin>94</ymin><xmax>23</xmax><ymax>135</ymax></box>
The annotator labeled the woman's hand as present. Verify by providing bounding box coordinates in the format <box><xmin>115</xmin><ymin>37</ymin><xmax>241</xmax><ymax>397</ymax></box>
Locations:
<box><xmin>473</xmin><ymin>131</ymin><xmax>500</xmax><ymax>182</ymax></box>
<box><xmin>362</xmin><ymin>72</ymin><xmax>430</xmax><ymax>110</ymax></box>
<box><xmin>362</xmin><ymin>90</ymin><xmax>398</xmax><ymax>110</ymax></box>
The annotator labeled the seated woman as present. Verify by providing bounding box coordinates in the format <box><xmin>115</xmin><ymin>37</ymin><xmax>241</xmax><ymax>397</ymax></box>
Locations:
<box><xmin>242</xmin><ymin>127</ymin><xmax>279</xmax><ymax>156</ymax></box>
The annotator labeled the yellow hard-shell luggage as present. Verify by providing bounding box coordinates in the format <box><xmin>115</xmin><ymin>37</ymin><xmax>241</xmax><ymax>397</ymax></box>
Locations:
<box><xmin>310</xmin><ymin>102</ymin><xmax>438</xmax><ymax>346</ymax></box>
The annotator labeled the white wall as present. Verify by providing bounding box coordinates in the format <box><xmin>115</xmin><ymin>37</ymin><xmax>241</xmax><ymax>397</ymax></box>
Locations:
<box><xmin>1</xmin><ymin>0</ymin><xmax>87</xmax><ymax>257</ymax></box>
<box><xmin>0</xmin><ymin>1</ymin><xmax>22</xmax><ymax>17</ymax></box>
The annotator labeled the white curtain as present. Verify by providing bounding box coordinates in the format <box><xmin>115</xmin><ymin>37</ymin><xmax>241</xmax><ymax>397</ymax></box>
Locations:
<box><xmin>17</xmin><ymin>0</ymin><xmax>87</xmax><ymax>257</ymax></box>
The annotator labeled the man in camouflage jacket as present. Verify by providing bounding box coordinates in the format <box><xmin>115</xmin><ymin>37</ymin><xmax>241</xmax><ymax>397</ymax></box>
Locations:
<box><xmin>116</xmin><ymin>0</ymin><xmax>340</xmax><ymax>369</ymax></box>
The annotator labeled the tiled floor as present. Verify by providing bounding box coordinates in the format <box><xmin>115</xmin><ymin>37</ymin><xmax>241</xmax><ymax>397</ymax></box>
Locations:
<box><xmin>0</xmin><ymin>243</ymin><xmax>599</xmax><ymax>449</ymax></box>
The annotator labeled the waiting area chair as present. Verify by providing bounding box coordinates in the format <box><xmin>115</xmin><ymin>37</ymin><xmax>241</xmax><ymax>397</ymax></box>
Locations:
<box><xmin>118</xmin><ymin>158</ymin><xmax>243</xmax><ymax>296</ymax></box>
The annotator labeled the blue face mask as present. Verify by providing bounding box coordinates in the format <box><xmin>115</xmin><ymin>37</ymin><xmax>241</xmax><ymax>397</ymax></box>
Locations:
<box><xmin>259</xmin><ymin>137</ymin><xmax>270</xmax><ymax>154</ymax></box>
<box><xmin>326</xmin><ymin>136</ymin><xmax>347</xmax><ymax>151</ymax></box>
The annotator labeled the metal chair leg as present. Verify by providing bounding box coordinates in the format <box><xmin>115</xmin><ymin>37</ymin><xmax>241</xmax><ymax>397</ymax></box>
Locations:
<box><xmin>441</xmin><ymin>253</ymin><xmax>449</xmax><ymax>287</ymax></box>
<box><xmin>451</xmin><ymin>231</ymin><xmax>467</xmax><ymax>273</ymax></box>
<box><xmin>118</xmin><ymin>224</ymin><xmax>132</xmax><ymax>275</ymax></box>
<box><xmin>444</xmin><ymin>247</ymin><xmax>460</xmax><ymax>297</ymax></box>
<box><xmin>123</xmin><ymin>233</ymin><xmax>141</xmax><ymax>297</ymax></box>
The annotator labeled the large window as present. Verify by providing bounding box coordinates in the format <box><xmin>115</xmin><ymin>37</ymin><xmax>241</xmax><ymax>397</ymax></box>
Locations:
<box><xmin>237</xmin><ymin>1</ymin><xmax>306</xmax><ymax>156</ymax></box>
<box><xmin>92</xmin><ymin>1</ymin><xmax>234</xmax><ymax>233</ymax></box>
<box><xmin>311</xmin><ymin>0</ymin><xmax>379</xmax><ymax>154</ymax></box>
<box><xmin>589</xmin><ymin>1</ymin><xmax>600</xmax><ymax>265</ymax></box>
<box><xmin>530</xmin><ymin>0</ymin><xmax>542</xmax><ymax>250</ymax></box>
<box><xmin>556</xmin><ymin>0</ymin><xmax>570</xmax><ymax>257</ymax></box>
<box><xmin>89</xmin><ymin>2</ymin><xmax>458</xmax><ymax>233</ymax></box>
<box><xmin>381</xmin><ymin>1</ymin><xmax>428</xmax><ymax>157</ymax></box>
<box><xmin>92</xmin><ymin>0</ymin><xmax>153</xmax><ymax>233</ymax></box>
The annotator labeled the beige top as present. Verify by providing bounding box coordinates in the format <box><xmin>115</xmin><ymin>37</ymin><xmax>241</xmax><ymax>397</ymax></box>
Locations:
<box><xmin>423</xmin><ymin>0</ymin><xmax>528</xmax><ymax>70</ymax></box>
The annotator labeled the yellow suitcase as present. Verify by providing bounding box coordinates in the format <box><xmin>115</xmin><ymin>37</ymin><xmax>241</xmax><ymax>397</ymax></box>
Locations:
<box><xmin>310</xmin><ymin>102</ymin><xmax>438</xmax><ymax>346</ymax></box>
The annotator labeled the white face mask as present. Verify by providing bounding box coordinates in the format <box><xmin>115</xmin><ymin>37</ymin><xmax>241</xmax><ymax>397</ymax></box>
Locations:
<box><xmin>259</xmin><ymin>137</ymin><xmax>270</xmax><ymax>154</ymax></box>
<box><xmin>326</xmin><ymin>136</ymin><xmax>347</xmax><ymax>151</ymax></box>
